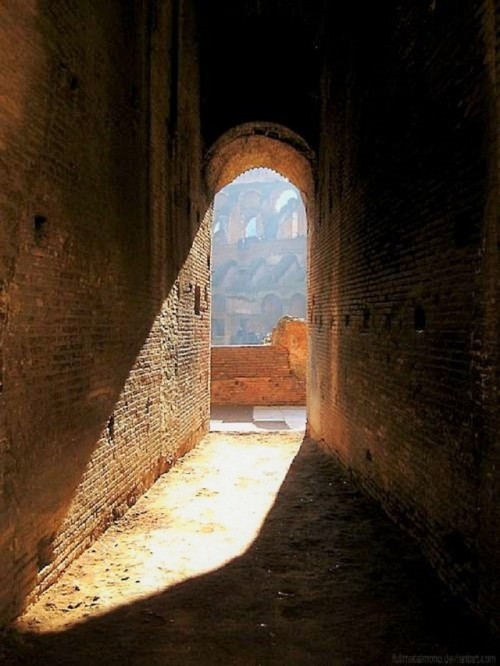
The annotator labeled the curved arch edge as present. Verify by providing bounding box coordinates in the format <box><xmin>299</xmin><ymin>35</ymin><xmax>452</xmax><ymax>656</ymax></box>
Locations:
<box><xmin>204</xmin><ymin>122</ymin><xmax>316</xmax><ymax>204</ymax></box>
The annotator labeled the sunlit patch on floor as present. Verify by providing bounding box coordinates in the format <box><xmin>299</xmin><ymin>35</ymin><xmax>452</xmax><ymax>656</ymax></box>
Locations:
<box><xmin>16</xmin><ymin>432</ymin><xmax>303</xmax><ymax>633</ymax></box>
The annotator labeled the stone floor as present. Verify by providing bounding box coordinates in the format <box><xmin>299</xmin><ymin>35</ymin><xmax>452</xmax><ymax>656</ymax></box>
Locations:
<box><xmin>210</xmin><ymin>405</ymin><xmax>306</xmax><ymax>432</ymax></box>
<box><xmin>3</xmin><ymin>432</ymin><xmax>498</xmax><ymax>666</ymax></box>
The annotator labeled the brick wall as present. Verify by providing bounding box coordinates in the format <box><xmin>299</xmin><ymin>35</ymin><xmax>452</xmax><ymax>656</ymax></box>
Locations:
<box><xmin>309</xmin><ymin>0</ymin><xmax>499</xmax><ymax>629</ymax></box>
<box><xmin>211</xmin><ymin>344</ymin><xmax>306</xmax><ymax>406</ymax></box>
<box><xmin>0</xmin><ymin>0</ymin><xmax>210</xmax><ymax>624</ymax></box>
<box><xmin>479</xmin><ymin>0</ymin><xmax>500</xmax><ymax>631</ymax></box>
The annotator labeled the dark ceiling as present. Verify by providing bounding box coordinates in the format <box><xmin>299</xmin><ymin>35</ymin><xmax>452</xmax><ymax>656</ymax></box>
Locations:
<box><xmin>195</xmin><ymin>0</ymin><xmax>327</xmax><ymax>150</ymax></box>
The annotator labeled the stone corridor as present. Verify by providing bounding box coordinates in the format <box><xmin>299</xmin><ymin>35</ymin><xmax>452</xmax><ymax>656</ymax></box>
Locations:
<box><xmin>3</xmin><ymin>432</ymin><xmax>496</xmax><ymax>666</ymax></box>
<box><xmin>1</xmin><ymin>0</ymin><xmax>498</xmax><ymax>643</ymax></box>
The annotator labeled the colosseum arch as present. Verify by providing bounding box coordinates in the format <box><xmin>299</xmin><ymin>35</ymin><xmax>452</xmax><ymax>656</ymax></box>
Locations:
<box><xmin>205</xmin><ymin>121</ymin><xmax>313</xmax><ymax>379</ymax></box>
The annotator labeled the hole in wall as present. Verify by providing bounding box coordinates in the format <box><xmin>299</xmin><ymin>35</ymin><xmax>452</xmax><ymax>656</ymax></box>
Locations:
<box><xmin>129</xmin><ymin>84</ymin><xmax>139</xmax><ymax>110</ymax></box>
<box><xmin>362</xmin><ymin>309</ymin><xmax>371</xmax><ymax>331</ymax></box>
<box><xmin>37</xmin><ymin>533</ymin><xmax>56</xmax><ymax>571</ymax></box>
<box><xmin>107</xmin><ymin>415</ymin><xmax>115</xmax><ymax>443</ymax></box>
<box><xmin>34</xmin><ymin>215</ymin><xmax>47</xmax><ymax>243</ymax></box>
<box><xmin>414</xmin><ymin>305</ymin><xmax>426</xmax><ymax>333</ymax></box>
<box><xmin>194</xmin><ymin>285</ymin><xmax>202</xmax><ymax>315</ymax></box>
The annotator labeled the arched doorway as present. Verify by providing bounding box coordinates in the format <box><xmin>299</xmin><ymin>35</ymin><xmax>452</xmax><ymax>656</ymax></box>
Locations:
<box><xmin>204</xmin><ymin>122</ymin><xmax>315</xmax><ymax>416</ymax></box>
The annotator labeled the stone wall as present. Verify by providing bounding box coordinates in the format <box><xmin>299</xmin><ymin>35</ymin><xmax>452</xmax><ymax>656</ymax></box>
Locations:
<box><xmin>308</xmin><ymin>0</ymin><xmax>499</xmax><ymax>629</ymax></box>
<box><xmin>271</xmin><ymin>317</ymin><xmax>308</xmax><ymax>383</ymax></box>
<box><xmin>0</xmin><ymin>0</ymin><xmax>210</xmax><ymax>624</ymax></box>
<box><xmin>211</xmin><ymin>346</ymin><xmax>306</xmax><ymax>406</ymax></box>
<box><xmin>211</xmin><ymin>319</ymin><xmax>307</xmax><ymax>406</ymax></box>
<box><xmin>211</xmin><ymin>317</ymin><xmax>307</xmax><ymax>406</ymax></box>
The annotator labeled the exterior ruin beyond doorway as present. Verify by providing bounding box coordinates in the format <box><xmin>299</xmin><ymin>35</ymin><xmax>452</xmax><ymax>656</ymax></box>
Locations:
<box><xmin>211</xmin><ymin>168</ymin><xmax>307</xmax><ymax>346</ymax></box>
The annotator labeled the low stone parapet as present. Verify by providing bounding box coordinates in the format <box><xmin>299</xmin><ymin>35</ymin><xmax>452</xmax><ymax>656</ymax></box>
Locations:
<box><xmin>211</xmin><ymin>317</ymin><xmax>307</xmax><ymax>406</ymax></box>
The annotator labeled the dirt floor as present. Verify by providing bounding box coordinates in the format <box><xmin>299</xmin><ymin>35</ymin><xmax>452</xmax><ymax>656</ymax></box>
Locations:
<box><xmin>1</xmin><ymin>433</ymin><xmax>498</xmax><ymax>665</ymax></box>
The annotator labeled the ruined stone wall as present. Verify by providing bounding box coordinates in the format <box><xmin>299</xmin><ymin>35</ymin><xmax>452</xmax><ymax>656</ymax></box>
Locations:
<box><xmin>309</xmin><ymin>0</ymin><xmax>499</xmax><ymax>628</ymax></box>
<box><xmin>211</xmin><ymin>316</ymin><xmax>307</xmax><ymax>406</ymax></box>
<box><xmin>0</xmin><ymin>0</ymin><xmax>209</xmax><ymax>625</ymax></box>
<box><xmin>211</xmin><ymin>343</ymin><xmax>306</xmax><ymax>406</ymax></box>
<box><xmin>271</xmin><ymin>317</ymin><xmax>307</xmax><ymax>383</ymax></box>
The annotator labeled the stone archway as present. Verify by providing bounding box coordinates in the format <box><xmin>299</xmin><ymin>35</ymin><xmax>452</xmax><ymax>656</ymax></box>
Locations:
<box><xmin>204</xmin><ymin>122</ymin><xmax>315</xmax><ymax>410</ymax></box>
<box><xmin>204</xmin><ymin>122</ymin><xmax>315</xmax><ymax>216</ymax></box>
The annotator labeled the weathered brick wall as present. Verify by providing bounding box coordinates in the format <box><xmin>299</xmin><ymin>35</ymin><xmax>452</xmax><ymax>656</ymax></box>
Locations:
<box><xmin>479</xmin><ymin>0</ymin><xmax>500</xmax><ymax>631</ymax></box>
<box><xmin>271</xmin><ymin>317</ymin><xmax>308</xmax><ymax>382</ymax></box>
<box><xmin>211</xmin><ymin>344</ymin><xmax>306</xmax><ymax>406</ymax></box>
<box><xmin>0</xmin><ymin>0</ymin><xmax>209</xmax><ymax>624</ymax></box>
<box><xmin>309</xmin><ymin>0</ymin><xmax>499</xmax><ymax>628</ymax></box>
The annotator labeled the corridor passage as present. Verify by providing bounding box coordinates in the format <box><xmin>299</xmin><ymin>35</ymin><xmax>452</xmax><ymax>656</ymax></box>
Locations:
<box><xmin>4</xmin><ymin>434</ymin><xmax>496</xmax><ymax>666</ymax></box>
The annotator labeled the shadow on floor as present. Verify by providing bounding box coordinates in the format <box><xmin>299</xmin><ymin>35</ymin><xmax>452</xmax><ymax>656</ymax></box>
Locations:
<box><xmin>3</xmin><ymin>439</ymin><xmax>498</xmax><ymax>666</ymax></box>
